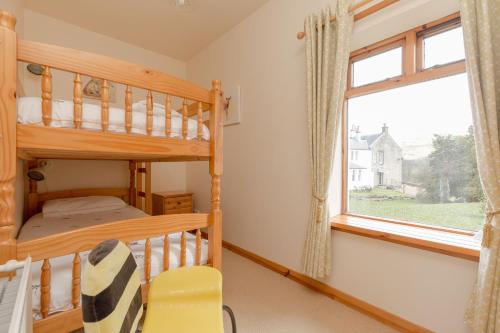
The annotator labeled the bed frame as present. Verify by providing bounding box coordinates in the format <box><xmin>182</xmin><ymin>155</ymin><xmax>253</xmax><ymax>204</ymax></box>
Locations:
<box><xmin>0</xmin><ymin>11</ymin><xmax>223</xmax><ymax>333</ymax></box>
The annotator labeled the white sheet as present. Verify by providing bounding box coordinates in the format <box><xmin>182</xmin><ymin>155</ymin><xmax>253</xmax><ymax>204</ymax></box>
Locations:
<box><xmin>17</xmin><ymin>97</ymin><xmax>210</xmax><ymax>140</ymax></box>
<box><xmin>17</xmin><ymin>206</ymin><xmax>208</xmax><ymax>319</ymax></box>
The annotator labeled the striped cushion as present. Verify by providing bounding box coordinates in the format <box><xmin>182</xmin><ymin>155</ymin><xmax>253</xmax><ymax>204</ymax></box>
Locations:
<box><xmin>82</xmin><ymin>240</ymin><xmax>143</xmax><ymax>333</ymax></box>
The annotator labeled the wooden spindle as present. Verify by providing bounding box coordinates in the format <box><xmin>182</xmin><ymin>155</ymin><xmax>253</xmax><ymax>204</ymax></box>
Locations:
<box><xmin>182</xmin><ymin>99</ymin><xmax>188</xmax><ymax>139</ymax></box>
<box><xmin>73</xmin><ymin>73</ymin><xmax>82</xmax><ymax>129</ymax></box>
<box><xmin>146</xmin><ymin>90</ymin><xmax>153</xmax><ymax>136</ymax></box>
<box><xmin>125</xmin><ymin>86</ymin><xmax>132</xmax><ymax>134</ymax></box>
<box><xmin>145</xmin><ymin>238</ymin><xmax>151</xmax><ymax>287</ymax></box>
<box><xmin>41</xmin><ymin>66</ymin><xmax>52</xmax><ymax>126</ymax></box>
<box><xmin>195</xmin><ymin>229</ymin><xmax>201</xmax><ymax>265</ymax></box>
<box><xmin>41</xmin><ymin>259</ymin><xmax>51</xmax><ymax>318</ymax></box>
<box><xmin>180</xmin><ymin>231</ymin><xmax>186</xmax><ymax>267</ymax></box>
<box><xmin>197</xmin><ymin>102</ymin><xmax>203</xmax><ymax>140</ymax></box>
<box><xmin>72</xmin><ymin>253</ymin><xmax>81</xmax><ymax>309</ymax></box>
<box><xmin>100</xmin><ymin>79</ymin><xmax>109</xmax><ymax>132</ymax></box>
<box><xmin>163</xmin><ymin>234</ymin><xmax>169</xmax><ymax>271</ymax></box>
<box><xmin>165</xmin><ymin>95</ymin><xmax>172</xmax><ymax>138</ymax></box>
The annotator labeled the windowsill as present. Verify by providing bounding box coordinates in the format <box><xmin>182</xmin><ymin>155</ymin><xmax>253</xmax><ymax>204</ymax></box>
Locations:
<box><xmin>331</xmin><ymin>214</ymin><xmax>480</xmax><ymax>262</ymax></box>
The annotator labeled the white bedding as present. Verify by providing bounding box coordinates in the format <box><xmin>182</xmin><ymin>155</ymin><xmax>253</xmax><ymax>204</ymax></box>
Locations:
<box><xmin>18</xmin><ymin>206</ymin><xmax>208</xmax><ymax>319</ymax></box>
<box><xmin>17</xmin><ymin>97</ymin><xmax>210</xmax><ymax>140</ymax></box>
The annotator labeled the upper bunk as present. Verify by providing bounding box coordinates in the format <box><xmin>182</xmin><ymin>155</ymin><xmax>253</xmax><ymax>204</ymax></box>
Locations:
<box><xmin>0</xmin><ymin>11</ymin><xmax>223</xmax><ymax>162</ymax></box>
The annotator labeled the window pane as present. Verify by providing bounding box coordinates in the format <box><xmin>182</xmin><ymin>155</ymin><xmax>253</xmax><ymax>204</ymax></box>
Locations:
<box><xmin>347</xmin><ymin>74</ymin><xmax>484</xmax><ymax>231</ymax></box>
<box><xmin>352</xmin><ymin>47</ymin><xmax>402</xmax><ymax>87</ymax></box>
<box><xmin>424</xmin><ymin>26</ymin><xmax>465</xmax><ymax>68</ymax></box>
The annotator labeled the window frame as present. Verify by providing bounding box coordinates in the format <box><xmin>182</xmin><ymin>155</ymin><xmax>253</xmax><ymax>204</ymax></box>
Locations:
<box><xmin>340</xmin><ymin>12</ymin><xmax>474</xmax><ymax>237</ymax></box>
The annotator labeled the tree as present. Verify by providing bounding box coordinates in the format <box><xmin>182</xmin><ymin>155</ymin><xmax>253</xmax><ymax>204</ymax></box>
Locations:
<box><xmin>416</xmin><ymin>128</ymin><xmax>483</xmax><ymax>203</ymax></box>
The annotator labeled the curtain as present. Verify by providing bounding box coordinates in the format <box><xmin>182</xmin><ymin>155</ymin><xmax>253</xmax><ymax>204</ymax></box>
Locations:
<box><xmin>302</xmin><ymin>1</ymin><xmax>353</xmax><ymax>279</ymax></box>
<box><xmin>460</xmin><ymin>1</ymin><xmax>500</xmax><ymax>332</ymax></box>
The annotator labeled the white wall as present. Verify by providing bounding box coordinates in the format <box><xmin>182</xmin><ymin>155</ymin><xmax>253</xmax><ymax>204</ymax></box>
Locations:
<box><xmin>11</xmin><ymin>8</ymin><xmax>189</xmax><ymax>231</ymax></box>
<box><xmin>186</xmin><ymin>1</ymin><xmax>478</xmax><ymax>332</ymax></box>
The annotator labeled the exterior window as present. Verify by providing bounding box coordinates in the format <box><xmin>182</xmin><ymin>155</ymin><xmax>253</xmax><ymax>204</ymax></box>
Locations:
<box><xmin>377</xmin><ymin>151</ymin><xmax>384</xmax><ymax>165</ymax></box>
<box><xmin>421</xmin><ymin>21</ymin><xmax>465</xmax><ymax>69</ymax></box>
<box><xmin>352</xmin><ymin>46</ymin><xmax>402</xmax><ymax>87</ymax></box>
<box><xmin>352</xmin><ymin>170</ymin><xmax>356</xmax><ymax>181</ymax></box>
<box><xmin>344</xmin><ymin>14</ymin><xmax>484</xmax><ymax>232</ymax></box>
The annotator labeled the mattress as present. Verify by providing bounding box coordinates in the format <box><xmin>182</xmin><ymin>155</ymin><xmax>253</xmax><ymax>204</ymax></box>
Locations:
<box><xmin>17</xmin><ymin>97</ymin><xmax>210</xmax><ymax>140</ymax></box>
<box><xmin>17</xmin><ymin>206</ymin><xmax>209</xmax><ymax>319</ymax></box>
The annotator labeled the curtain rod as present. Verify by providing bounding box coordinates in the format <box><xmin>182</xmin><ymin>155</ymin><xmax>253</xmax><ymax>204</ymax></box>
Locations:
<box><xmin>296</xmin><ymin>0</ymin><xmax>400</xmax><ymax>40</ymax></box>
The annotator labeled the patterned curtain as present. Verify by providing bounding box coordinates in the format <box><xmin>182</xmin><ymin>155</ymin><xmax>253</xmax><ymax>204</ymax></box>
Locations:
<box><xmin>460</xmin><ymin>1</ymin><xmax>500</xmax><ymax>332</ymax></box>
<box><xmin>302</xmin><ymin>1</ymin><xmax>353</xmax><ymax>278</ymax></box>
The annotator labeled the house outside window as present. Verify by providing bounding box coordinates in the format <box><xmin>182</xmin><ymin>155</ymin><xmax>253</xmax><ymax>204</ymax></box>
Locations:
<box><xmin>343</xmin><ymin>13</ymin><xmax>484</xmax><ymax>232</ymax></box>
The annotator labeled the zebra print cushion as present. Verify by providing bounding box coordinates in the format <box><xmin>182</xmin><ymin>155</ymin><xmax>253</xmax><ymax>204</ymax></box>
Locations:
<box><xmin>82</xmin><ymin>240</ymin><xmax>143</xmax><ymax>333</ymax></box>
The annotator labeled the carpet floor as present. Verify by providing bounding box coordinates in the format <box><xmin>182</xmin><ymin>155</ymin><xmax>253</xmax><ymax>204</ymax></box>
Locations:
<box><xmin>221</xmin><ymin>249</ymin><xmax>398</xmax><ymax>333</ymax></box>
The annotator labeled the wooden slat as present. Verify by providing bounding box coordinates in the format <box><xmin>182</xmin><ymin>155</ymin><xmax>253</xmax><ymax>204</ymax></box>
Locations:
<box><xmin>17</xmin><ymin>125</ymin><xmax>211</xmax><ymax>161</ymax></box>
<box><xmin>0</xmin><ymin>13</ymin><xmax>17</xmax><ymax>266</ymax></box>
<box><xmin>163</xmin><ymin>234</ymin><xmax>169</xmax><ymax>271</ymax></box>
<box><xmin>146</xmin><ymin>91</ymin><xmax>153</xmax><ymax>136</ymax></box>
<box><xmin>41</xmin><ymin>259</ymin><xmax>51</xmax><ymax>318</ymax></box>
<box><xmin>72</xmin><ymin>253</ymin><xmax>81</xmax><ymax>308</ymax></box>
<box><xmin>136</xmin><ymin>163</ymin><xmax>143</xmax><ymax>210</ymax></box>
<box><xmin>73</xmin><ymin>73</ymin><xmax>82</xmax><ymax>129</ymax></box>
<box><xmin>197</xmin><ymin>101</ymin><xmax>203</xmax><ymax>140</ymax></box>
<box><xmin>100</xmin><ymin>79</ymin><xmax>109</xmax><ymax>132</ymax></box>
<box><xmin>125</xmin><ymin>86</ymin><xmax>132</xmax><ymax>134</ymax></box>
<box><xmin>145</xmin><ymin>162</ymin><xmax>152</xmax><ymax>214</ymax></box>
<box><xmin>180</xmin><ymin>231</ymin><xmax>186</xmax><ymax>267</ymax></box>
<box><xmin>165</xmin><ymin>95</ymin><xmax>172</xmax><ymax>138</ymax></box>
<box><xmin>177</xmin><ymin>101</ymin><xmax>210</xmax><ymax>117</ymax></box>
<box><xmin>41</xmin><ymin>66</ymin><xmax>52</xmax><ymax>126</ymax></box>
<box><xmin>17</xmin><ymin>39</ymin><xmax>212</xmax><ymax>103</ymax></box>
<box><xmin>182</xmin><ymin>99</ymin><xmax>188</xmax><ymax>139</ymax></box>
<box><xmin>144</xmin><ymin>238</ymin><xmax>151</xmax><ymax>288</ymax></box>
<box><xmin>195</xmin><ymin>229</ymin><xmax>201</xmax><ymax>265</ymax></box>
<box><xmin>17</xmin><ymin>214</ymin><xmax>210</xmax><ymax>261</ymax></box>
<box><xmin>33</xmin><ymin>307</ymin><xmax>83</xmax><ymax>333</ymax></box>
<box><xmin>128</xmin><ymin>161</ymin><xmax>136</xmax><ymax>207</ymax></box>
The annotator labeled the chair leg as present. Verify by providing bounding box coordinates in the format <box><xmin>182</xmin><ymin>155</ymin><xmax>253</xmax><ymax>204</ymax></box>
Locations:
<box><xmin>223</xmin><ymin>305</ymin><xmax>237</xmax><ymax>333</ymax></box>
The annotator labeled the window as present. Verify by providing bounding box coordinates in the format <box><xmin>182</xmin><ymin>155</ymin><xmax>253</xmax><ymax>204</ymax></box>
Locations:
<box><xmin>351</xmin><ymin>46</ymin><xmax>402</xmax><ymax>87</ymax></box>
<box><xmin>377</xmin><ymin>151</ymin><xmax>384</xmax><ymax>165</ymax></box>
<box><xmin>420</xmin><ymin>19</ymin><xmax>465</xmax><ymax>69</ymax></box>
<box><xmin>343</xmin><ymin>13</ymin><xmax>484</xmax><ymax>233</ymax></box>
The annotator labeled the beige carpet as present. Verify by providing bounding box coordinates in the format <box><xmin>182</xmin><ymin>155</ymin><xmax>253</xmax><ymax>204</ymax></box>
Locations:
<box><xmin>221</xmin><ymin>249</ymin><xmax>398</xmax><ymax>333</ymax></box>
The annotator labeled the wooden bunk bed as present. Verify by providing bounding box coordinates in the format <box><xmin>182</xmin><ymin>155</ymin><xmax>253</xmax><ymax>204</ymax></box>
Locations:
<box><xmin>0</xmin><ymin>11</ymin><xmax>223</xmax><ymax>333</ymax></box>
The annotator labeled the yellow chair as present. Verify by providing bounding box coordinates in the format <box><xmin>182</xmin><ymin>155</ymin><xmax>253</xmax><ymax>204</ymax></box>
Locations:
<box><xmin>143</xmin><ymin>266</ymin><xmax>236</xmax><ymax>333</ymax></box>
<box><xmin>82</xmin><ymin>240</ymin><xmax>236</xmax><ymax>333</ymax></box>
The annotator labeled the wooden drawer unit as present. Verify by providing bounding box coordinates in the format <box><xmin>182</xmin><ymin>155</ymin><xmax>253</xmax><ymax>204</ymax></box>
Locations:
<box><xmin>152</xmin><ymin>192</ymin><xmax>193</xmax><ymax>215</ymax></box>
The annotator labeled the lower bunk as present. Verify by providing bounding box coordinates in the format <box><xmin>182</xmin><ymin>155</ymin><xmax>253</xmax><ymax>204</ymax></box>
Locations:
<box><xmin>15</xmin><ymin>194</ymin><xmax>211</xmax><ymax>333</ymax></box>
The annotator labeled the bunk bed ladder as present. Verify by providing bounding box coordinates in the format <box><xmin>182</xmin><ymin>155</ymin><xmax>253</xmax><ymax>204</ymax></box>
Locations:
<box><xmin>131</xmin><ymin>161</ymin><xmax>152</xmax><ymax>214</ymax></box>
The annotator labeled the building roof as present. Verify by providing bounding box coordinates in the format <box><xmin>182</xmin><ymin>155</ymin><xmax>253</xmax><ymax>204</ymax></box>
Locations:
<box><xmin>349</xmin><ymin>137</ymin><xmax>369</xmax><ymax>150</ymax></box>
<box><xmin>361</xmin><ymin>133</ymin><xmax>383</xmax><ymax>147</ymax></box>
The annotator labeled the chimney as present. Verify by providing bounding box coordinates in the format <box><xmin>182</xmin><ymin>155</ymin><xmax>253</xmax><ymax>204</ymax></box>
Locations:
<box><xmin>382</xmin><ymin>123</ymin><xmax>388</xmax><ymax>134</ymax></box>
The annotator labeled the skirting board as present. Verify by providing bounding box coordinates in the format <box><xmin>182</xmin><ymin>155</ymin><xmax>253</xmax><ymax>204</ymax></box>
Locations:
<box><xmin>222</xmin><ymin>240</ymin><xmax>434</xmax><ymax>333</ymax></box>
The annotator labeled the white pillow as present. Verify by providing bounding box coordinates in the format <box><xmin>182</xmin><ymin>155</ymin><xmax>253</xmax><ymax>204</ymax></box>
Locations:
<box><xmin>132</xmin><ymin>100</ymin><xmax>181</xmax><ymax>118</ymax></box>
<box><xmin>43</xmin><ymin>196</ymin><xmax>127</xmax><ymax>218</ymax></box>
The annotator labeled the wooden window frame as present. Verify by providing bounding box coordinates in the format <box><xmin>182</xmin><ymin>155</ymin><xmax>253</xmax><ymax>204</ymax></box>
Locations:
<box><xmin>340</xmin><ymin>12</ymin><xmax>475</xmax><ymax>239</ymax></box>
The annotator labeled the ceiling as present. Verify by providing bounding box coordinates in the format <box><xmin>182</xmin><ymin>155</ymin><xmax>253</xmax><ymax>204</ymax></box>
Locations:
<box><xmin>24</xmin><ymin>0</ymin><xmax>269</xmax><ymax>61</ymax></box>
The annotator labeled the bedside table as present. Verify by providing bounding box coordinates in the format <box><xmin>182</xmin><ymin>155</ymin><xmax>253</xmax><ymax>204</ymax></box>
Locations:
<box><xmin>152</xmin><ymin>192</ymin><xmax>193</xmax><ymax>215</ymax></box>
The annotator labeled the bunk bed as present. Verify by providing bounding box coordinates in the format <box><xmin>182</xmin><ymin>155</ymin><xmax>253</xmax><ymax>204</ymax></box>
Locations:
<box><xmin>0</xmin><ymin>11</ymin><xmax>223</xmax><ymax>333</ymax></box>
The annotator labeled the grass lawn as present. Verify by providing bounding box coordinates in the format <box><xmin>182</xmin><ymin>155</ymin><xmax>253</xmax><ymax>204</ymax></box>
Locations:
<box><xmin>349</xmin><ymin>188</ymin><xmax>484</xmax><ymax>231</ymax></box>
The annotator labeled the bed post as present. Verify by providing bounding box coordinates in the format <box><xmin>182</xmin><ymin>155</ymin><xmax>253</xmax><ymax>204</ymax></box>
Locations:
<box><xmin>208</xmin><ymin>80</ymin><xmax>223</xmax><ymax>270</ymax></box>
<box><xmin>0</xmin><ymin>11</ymin><xmax>17</xmax><ymax>265</ymax></box>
